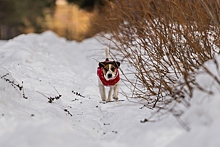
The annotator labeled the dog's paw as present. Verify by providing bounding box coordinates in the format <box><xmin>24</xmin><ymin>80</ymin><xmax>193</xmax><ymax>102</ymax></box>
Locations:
<box><xmin>100</xmin><ymin>101</ymin><xmax>107</xmax><ymax>104</ymax></box>
<box><xmin>101</xmin><ymin>97</ymin><xmax>106</xmax><ymax>101</ymax></box>
<box><xmin>113</xmin><ymin>97</ymin><xmax>118</xmax><ymax>101</ymax></box>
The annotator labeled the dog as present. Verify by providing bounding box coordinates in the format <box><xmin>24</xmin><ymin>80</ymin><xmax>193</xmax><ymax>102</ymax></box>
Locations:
<box><xmin>97</xmin><ymin>47</ymin><xmax>120</xmax><ymax>102</ymax></box>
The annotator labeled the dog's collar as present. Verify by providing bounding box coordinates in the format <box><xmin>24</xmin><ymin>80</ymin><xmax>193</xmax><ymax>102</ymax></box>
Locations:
<box><xmin>97</xmin><ymin>67</ymin><xmax>120</xmax><ymax>86</ymax></box>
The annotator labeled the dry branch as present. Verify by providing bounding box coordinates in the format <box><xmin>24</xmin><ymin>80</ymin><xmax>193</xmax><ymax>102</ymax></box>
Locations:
<box><xmin>96</xmin><ymin>0</ymin><xmax>220</xmax><ymax>117</ymax></box>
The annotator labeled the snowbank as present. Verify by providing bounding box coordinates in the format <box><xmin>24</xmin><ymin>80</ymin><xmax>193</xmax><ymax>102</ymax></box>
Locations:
<box><xmin>0</xmin><ymin>31</ymin><xmax>219</xmax><ymax>147</ymax></box>
<box><xmin>168</xmin><ymin>56</ymin><xmax>220</xmax><ymax>147</ymax></box>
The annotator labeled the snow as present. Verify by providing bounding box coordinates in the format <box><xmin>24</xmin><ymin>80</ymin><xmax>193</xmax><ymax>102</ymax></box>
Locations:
<box><xmin>0</xmin><ymin>31</ymin><xmax>220</xmax><ymax>147</ymax></box>
<box><xmin>0</xmin><ymin>41</ymin><xmax>6</xmax><ymax>47</ymax></box>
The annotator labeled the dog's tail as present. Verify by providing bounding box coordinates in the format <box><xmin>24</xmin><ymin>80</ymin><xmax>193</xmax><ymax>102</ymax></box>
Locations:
<box><xmin>105</xmin><ymin>47</ymin><xmax>110</xmax><ymax>61</ymax></box>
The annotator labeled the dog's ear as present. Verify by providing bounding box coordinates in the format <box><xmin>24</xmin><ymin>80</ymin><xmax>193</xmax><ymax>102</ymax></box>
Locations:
<box><xmin>99</xmin><ymin>62</ymin><xmax>105</xmax><ymax>68</ymax></box>
<box><xmin>113</xmin><ymin>61</ymin><xmax>120</xmax><ymax>68</ymax></box>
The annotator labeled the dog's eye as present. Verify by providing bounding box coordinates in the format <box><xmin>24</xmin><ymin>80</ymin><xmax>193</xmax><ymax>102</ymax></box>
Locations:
<box><xmin>111</xmin><ymin>67</ymin><xmax>115</xmax><ymax>71</ymax></box>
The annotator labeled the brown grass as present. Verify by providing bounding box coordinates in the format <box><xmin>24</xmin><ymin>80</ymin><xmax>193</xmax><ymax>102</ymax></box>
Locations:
<box><xmin>42</xmin><ymin>4</ymin><xmax>102</xmax><ymax>41</ymax></box>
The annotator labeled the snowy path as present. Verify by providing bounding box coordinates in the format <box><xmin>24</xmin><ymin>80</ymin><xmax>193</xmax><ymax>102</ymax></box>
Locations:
<box><xmin>1</xmin><ymin>31</ymin><xmax>220</xmax><ymax>147</ymax></box>
<box><xmin>0</xmin><ymin>32</ymin><xmax>166</xmax><ymax>147</ymax></box>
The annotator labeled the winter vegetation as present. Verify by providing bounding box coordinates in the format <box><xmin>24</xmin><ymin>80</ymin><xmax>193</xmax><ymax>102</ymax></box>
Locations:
<box><xmin>96</xmin><ymin>0</ymin><xmax>220</xmax><ymax>119</ymax></box>
<box><xmin>0</xmin><ymin>0</ymin><xmax>56</xmax><ymax>39</ymax></box>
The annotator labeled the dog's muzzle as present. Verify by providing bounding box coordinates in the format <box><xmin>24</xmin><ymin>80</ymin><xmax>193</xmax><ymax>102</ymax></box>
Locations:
<box><xmin>107</xmin><ymin>73</ymin><xmax>112</xmax><ymax>79</ymax></box>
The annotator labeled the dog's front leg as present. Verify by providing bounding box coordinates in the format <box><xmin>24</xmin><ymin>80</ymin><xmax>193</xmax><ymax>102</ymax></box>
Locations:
<box><xmin>98</xmin><ymin>80</ymin><xmax>106</xmax><ymax>101</ymax></box>
<box><xmin>113</xmin><ymin>83</ymin><xmax>119</xmax><ymax>101</ymax></box>
<box><xmin>107</xmin><ymin>87</ymin><xmax>113</xmax><ymax>102</ymax></box>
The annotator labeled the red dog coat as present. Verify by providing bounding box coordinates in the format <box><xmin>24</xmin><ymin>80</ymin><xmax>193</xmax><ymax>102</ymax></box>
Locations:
<box><xmin>97</xmin><ymin>67</ymin><xmax>120</xmax><ymax>86</ymax></box>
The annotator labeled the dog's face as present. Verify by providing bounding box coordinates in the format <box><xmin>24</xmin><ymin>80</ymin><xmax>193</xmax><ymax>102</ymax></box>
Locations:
<box><xmin>99</xmin><ymin>61</ymin><xmax>120</xmax><ymax>81</ymax></box>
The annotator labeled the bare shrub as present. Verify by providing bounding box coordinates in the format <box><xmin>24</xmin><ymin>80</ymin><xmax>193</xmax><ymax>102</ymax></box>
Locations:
<box><xmin>96</xmin><ymin>0</ymin><xmax>220</xmax><ymax>118</ymax></box>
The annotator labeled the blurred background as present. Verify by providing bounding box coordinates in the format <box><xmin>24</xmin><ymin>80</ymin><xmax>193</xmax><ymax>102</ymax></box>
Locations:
<box><xmin>0</xmin><ymin>0</ymin><xmax>105</xmax><ymax>41</ymax></box>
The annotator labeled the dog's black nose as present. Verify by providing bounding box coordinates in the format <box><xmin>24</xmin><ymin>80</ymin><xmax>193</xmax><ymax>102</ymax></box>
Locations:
<box><xmin>107</xmin><ymin>74</ymin><xmax>112</xmax><ymax>78</ymax></box>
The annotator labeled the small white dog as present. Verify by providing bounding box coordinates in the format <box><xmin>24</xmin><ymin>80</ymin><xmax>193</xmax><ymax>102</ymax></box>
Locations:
<box><xmin>97</xmin><ymin>47</ymin><xmax>120</xmax><ymax>102</ymax></box>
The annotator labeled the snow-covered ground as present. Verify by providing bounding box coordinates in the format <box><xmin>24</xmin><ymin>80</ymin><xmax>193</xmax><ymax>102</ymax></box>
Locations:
<box><xmin>0</xmin><ymin>31</ymin><xmax>219</xmax><ymax>147</ymax></box>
